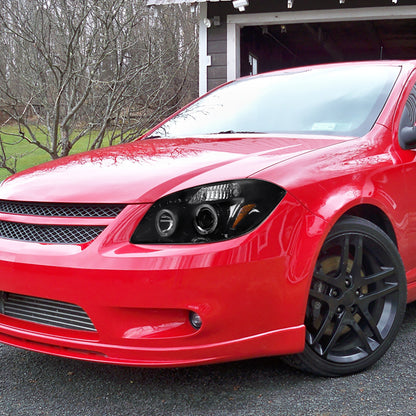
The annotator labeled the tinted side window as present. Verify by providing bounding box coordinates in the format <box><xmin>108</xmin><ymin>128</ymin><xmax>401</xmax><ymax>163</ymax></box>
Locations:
<box><xmin>399</xmin><ymin>85</ymin><xmax>416</xmax><ymax>149</ymax></box>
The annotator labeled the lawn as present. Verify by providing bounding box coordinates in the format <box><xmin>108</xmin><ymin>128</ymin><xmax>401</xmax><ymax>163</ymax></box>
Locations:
<box><xmin>0</xmin><ymin>125</ymin><xmax>123</xmax><ymax>181</ymax></box>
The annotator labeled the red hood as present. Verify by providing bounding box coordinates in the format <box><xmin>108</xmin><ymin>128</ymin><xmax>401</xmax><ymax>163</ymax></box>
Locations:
<box><xmin>0</xmin><ymin>136</ymin><xmax>346</xmax><ymax>203</ymax></box>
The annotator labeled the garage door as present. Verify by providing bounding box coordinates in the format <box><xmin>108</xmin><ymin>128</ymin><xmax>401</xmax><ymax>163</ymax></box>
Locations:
<box><xmin>241</xmin><ymin>19</ymin><xmax>416</xmax><ymax>76</ymax></box>
<box><xmin>225</xmin><ymin>6</ymin><xmax>416</xmax><ymax>80</ymax></box>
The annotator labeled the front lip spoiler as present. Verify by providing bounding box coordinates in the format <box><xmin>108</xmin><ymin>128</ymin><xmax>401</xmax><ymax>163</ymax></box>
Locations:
<box><xmin>0</xmin><ymin>322</ymin><xmax>306</xmax><ymax>367</ymax></box>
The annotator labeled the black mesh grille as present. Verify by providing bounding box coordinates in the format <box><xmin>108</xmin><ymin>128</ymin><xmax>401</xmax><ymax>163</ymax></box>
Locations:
<box><xmin>0</xmin><ymin>200</ymin><xmax>125</xmax><ymax>218</ymax></box>
<box><xmin>0</xmin><ymin>221</ymin><xmax>105</xmax><ymax>244</ymax></box>
<box><xmin>0</xmin><ymin>292</ymin><xmax>96</xmax><ymax>332</ymax></box>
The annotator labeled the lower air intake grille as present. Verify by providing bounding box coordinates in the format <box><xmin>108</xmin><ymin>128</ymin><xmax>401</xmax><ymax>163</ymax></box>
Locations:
<box><xmin>0</xmin><ymin>221</ymin><xmax>105</xmax><ymax>244</ymax></box>
<box><xmin>0</xmin><ymin>292</ymin><xmax>96</xmax><ymax>332</ymax></box>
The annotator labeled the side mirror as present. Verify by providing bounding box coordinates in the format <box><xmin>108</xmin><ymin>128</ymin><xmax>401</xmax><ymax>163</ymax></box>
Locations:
<box><xmin>399</xmin><ymin>126</ymin><xmax>416</xmax><ymax>150</ymax></box>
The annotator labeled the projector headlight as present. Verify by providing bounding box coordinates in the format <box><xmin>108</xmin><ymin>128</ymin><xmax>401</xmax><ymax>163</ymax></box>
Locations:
<box><xmin>131</xmin><ymin>179</ymin><xmax>286</xmax><ymax>244</ymax></box>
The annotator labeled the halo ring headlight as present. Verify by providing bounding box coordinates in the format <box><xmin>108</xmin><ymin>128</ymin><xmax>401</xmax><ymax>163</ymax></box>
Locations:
<box><xmin>155</xmin><ymin>209</ymin><xmax>178</xmax><ymax>237</ymax></box>
<box><xmin>131</xmin><ymin>179</ymin><xmax>286</xmax><ymax>244</ymax></box>
<box><xmin>194</xmin><ymin>204</ymin><xmax>218</xmax><ymax>235</ymax></box>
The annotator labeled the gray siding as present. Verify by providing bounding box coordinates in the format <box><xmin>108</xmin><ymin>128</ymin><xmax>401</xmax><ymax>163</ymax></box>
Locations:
<box><xmin>207</xmin><ymin>24</ymin><xmax>227</xmax><ymax>90</ymax></box>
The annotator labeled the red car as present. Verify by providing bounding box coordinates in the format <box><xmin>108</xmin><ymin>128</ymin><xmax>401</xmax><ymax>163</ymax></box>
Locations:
<box><xmin>0</xmin><ymin>61</ymin><xmax>415</xmax><ymax>377</ymax></box>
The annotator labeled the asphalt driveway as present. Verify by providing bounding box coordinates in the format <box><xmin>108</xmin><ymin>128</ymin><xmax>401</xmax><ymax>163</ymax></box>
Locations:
<box><xmin>1</xmin><ymin>302</ymin><xmax>416</xmax><ymax>416</ymax></box>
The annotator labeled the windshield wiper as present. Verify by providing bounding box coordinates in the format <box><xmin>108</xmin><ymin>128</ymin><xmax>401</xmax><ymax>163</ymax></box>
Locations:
<box><xmin>143</xmin><ymin>134</ymin><xmax>162</xmax><ymax>139</ymax></box>
<box><xmin>214</xmin><ymin>130</ymin><xmax>262</xmax><ymax>134</ymax></box>
<box><xmin>144</xmin><ymin>131</ymin><xmax>262</xmax><ymax>138</ymax></box>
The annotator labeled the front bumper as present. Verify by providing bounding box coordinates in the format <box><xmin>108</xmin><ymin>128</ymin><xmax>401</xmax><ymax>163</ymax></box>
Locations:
<box><xmin>0</xmin><ymin>195</ymin><xmax>325</xmax><ymax>366</ymax></box>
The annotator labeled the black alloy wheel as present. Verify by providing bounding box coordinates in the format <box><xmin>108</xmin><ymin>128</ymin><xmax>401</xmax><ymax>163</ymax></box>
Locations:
<box><xmin>285</xmin><ymin>216</ymin><xmax>406</xmax><ymax>376</ymax></box>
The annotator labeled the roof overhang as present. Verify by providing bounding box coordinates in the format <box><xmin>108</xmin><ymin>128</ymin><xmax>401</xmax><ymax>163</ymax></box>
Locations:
<box><xmin>146</xmin><ymin>0</ymin><xmax>402</xmax><ymax>6</ymax></box>
<box><xmin>147</xmin><ymin>0</ymin><xmax>399</xmax><ymax>8</ymax></box>
<box><xmin>147</xmin><ymin>0</ymin><xmax>231</xmax><ymax>5</ymax></box>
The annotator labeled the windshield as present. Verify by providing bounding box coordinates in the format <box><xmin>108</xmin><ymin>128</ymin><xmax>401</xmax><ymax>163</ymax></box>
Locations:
<box><xmin>149</xmin><ymin>65</ymin><xmax>400</xmax><ymax>138</ymax></box>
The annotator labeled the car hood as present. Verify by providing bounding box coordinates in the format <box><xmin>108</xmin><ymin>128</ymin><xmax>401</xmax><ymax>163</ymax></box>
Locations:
<box><xmin>0</xmin><ymin>135</ymin><xmax>346</xmax><ymax>203</ymax></box>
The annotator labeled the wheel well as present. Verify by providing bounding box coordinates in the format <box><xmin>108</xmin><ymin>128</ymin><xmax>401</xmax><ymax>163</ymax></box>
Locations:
<box><xmin>342</xmin><ymin>204</ymin><xmax>398</xmax><ymax>246</ymax></box>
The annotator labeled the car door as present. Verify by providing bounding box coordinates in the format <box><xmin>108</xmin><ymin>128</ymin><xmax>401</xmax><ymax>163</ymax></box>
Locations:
<box><xmin>393</xmin><ymin>71</ymin><xmax>416</xmax><ymax>282</ymax></box>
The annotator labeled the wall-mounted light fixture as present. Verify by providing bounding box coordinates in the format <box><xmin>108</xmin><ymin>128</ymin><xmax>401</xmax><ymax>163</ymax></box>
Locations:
<box><xmin>287</xmin><ymin>0</ymin><xmax>294</xmax><ymax>8</ymax></box>
<box><xmin>203</xmin><ymin>16</ymin><xmax>221</xmax><ymax>28</ymax></box>
<box><xmin>232</xmin><ymin>0</ymin><xmax>249</xmax><ymax>12</ymax></box>
<box><xmin>203</xmin><ymin>17</ymin><xmax>212</xmax><ymax>28</ymax></box>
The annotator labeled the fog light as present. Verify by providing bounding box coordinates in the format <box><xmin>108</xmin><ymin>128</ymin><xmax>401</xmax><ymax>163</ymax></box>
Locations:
<box><xmin>190</xmin><ymin>312</ymin><xmax>202</xmax><ymax>329</ymax></box>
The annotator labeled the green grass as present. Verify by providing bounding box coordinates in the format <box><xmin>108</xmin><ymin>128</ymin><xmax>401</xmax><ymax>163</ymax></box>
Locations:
<box><xmin>0</xmin><ymin>125</ymin><xmax>121</xmax><ymax>181</ymax></box>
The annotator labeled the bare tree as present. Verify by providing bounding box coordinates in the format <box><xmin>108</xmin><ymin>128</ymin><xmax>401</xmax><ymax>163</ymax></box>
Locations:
<box><xmin>0</xmin><ymin>0</ymin><xmax>198</xmax><ymax>172</ymax></box>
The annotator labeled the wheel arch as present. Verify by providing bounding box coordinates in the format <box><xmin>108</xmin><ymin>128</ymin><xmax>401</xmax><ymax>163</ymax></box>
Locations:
<box><xmin>294</xmin><ymin>202</ymin><xmax>398</xmax><ymax>314</ymax></box>
<box><xmin>341</xmin><ymin>204</ymin><xmax>398</xmax><ymax>247</ymax></box>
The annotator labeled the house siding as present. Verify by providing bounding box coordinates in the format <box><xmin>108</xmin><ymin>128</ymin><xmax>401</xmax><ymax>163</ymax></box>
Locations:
<box><xmin>207</xmin><ymin>24</ymin><xmax>228</xmax><ymax>90</ymax></box>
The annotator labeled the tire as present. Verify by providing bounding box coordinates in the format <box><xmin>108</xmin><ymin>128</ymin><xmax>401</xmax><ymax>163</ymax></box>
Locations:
<box><xmin>284</xmin><ymin>216</ymin><xmax>407</xmax><ymax>377</ymax></box>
